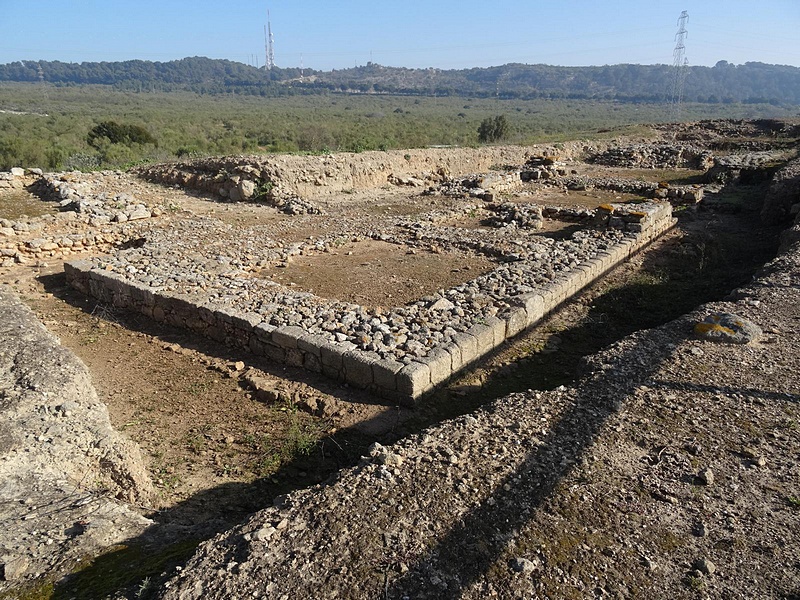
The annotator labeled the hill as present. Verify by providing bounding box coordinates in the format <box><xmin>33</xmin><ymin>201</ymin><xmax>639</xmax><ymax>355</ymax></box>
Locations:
<box><xmin>1</xmin><ymin>57</ymin><xmax>799</xmax><ymax>104</ymax></box>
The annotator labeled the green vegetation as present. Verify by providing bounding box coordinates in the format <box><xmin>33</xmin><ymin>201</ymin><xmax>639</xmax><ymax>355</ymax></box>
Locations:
<box><xmin>1</xmin><ymin>82</ymin><xmax>796</xmax><ymax>171</ymax></box>
<box><xmin>478</xmin><ymin>115</ymin><xmax>510</xmax><ymax>142</ymax></box>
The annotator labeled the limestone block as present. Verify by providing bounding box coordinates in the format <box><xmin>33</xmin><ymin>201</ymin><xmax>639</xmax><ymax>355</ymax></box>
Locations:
<box><xmin>130</xmin><ymin>282</ymin><xmax>156</xmax><ymax>308</ymax></box>
<box><xmin>343</xmin><ymin>351</ymin><xmax>375</xmax><ymax>388</ymax></box>
<box><xmin>467</xmin><ymin>322</ymin><xmax>496</xmax><ymax>355</ymax></box>
<box><xmin>440</xmin><ymin>342</ymin><xmax>463</xmax><ymax>372</ymax></box>
<box><xmin>263</xmin><ymin>343</ymin><xmax>286</xmax><ymax>364</ymax></box>
<box><xmin>253</xmin><ymin>322</ymin><xmax>276</xmax><ymax>343</ymax></box>
<box><xmin>230</xmin><ymin>311</ymin><xmax>262</xmax><ymax>332</ymax></box>
<box><xmin>397</xmin><ymin>361</ymin><xmax>431</xmax><ymax>399</ymax></box>
<box><xmin>504</xmin><ymin>307</ymin><xmax>528</xmax><ymax>339</ymax></box>
<box><xmin>249</xmin><ymin>334</ymin><xmax>266</xmax><ymax>356</ymax></box>
<box><xmin>320</xmin><ymin>342</ymin><xmax>344</xmax><ymax>370</ymax></box>
<box><xmin>423</xmin><ymin>348</ymin><xmax>453</xmax><ymax>386</ymax></box>
<box><xmin>373</xmin><ymin>358</ymin><xmax>404</xmax><ymax>392</ymax></box>
<box><xmin>513</xmin><ymin>293</ymin><xmax>545</xmax><ymax>327</ymax></box>
<box><xmin>298</xmin><ymin>334</ymin><xmax>328</xmax><ymax>357</ymax></box>
<box><xmin>286</xmin><ymin>348</ymin><xmax>304</xmax><ymax>368</ymax></box>
<box><xmin>452</xmin><ymin>331</ymin><xmax>479</xmax><ymax>365</ymax></box>
<box><xmin>483</xmin><ymin>315</ymin><xmax>507</xmax><ymax>348</ymax></box>
<box><xmin>272</xmin><ymin>325</ymin><xmax>305</xmax><ymax>349</ymax></box>
<box><xmin>304</xmin><ymin>352</ymin><xmax>322</xmax><ymax>373</ymax></box>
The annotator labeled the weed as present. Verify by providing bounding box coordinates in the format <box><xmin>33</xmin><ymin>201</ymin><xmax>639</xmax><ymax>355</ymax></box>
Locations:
<box><xmin>54</xmin><ymin>540</ymin><xmax>200</xmax><ymax>599</ymax></box>
<box><xmin>184</xmin><ymin>432</ymin><xmax>206</xmax><ymax>453</ymax></box>
<box><xmin>787</xmin><ymin>496</ymin><xmax>800</xmax><ymax>509</ymax></box>
<box><xmin>686</xmin><ymin>574</ymin><xmax>705</xmax><ymax>590</ymax></box>
<box><xmin>252</xmin><ymin>178</ymin><xmax>274</xmax><ymax>201</ymax></box>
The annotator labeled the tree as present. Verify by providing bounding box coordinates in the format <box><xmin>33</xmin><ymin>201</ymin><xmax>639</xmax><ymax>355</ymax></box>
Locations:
<box><xmin>478</xmin><ymin>115</ymin><xmax>509</xmax><ymax>143</ymax></box>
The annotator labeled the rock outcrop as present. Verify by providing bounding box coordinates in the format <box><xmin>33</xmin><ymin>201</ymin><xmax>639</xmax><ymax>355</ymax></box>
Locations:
<box><xmin>0</xmin><ymin>285</ymin><xmax>154</xmax><ymax>589</ymax></box>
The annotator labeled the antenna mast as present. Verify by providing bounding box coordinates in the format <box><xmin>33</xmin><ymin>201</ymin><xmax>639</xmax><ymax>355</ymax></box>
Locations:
<box><xmin>265</xmin><ymin>9</ymin><xmax>275</xmax><ymax>70</ymax></box>
<box><xmin>670</xmin><ymin>10</ymin><xmax>689</xmax><ymax>121</ymax></box>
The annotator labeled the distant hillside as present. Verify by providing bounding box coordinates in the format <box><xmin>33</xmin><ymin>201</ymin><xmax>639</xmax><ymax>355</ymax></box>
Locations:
<box><xmin>1</xmin><ymin>57</ymin><xmax>799</xmax><ymax>104</ymax></box>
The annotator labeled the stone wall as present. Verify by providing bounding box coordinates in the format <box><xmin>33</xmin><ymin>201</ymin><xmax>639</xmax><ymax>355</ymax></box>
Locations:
<box><xmin>65</xmin><ymin>202</ymin><xmax>673</xmax><ymax>404</ymax></box>
<box><xmin>761</xmin><ymin>156</ymin><xmax>800</xmax><ymax>226</ymax></box>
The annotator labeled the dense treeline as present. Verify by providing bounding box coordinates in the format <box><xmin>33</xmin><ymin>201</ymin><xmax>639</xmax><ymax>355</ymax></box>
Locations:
<box><xmin>1</xmin><ymin>83</ymin><xmax>795</xmax><ymax>171</ymax></box>
<box><xmin>1</xmin><ymin>57</ymin><xmax>799</xmax><ymax>104</ymax></box>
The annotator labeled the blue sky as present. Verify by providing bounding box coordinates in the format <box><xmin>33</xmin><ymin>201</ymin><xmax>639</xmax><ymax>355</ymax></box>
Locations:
<box><xmin>0</xmin><ymin>1</ymin><xmax>798</xmax><ymax>70</ymax></box>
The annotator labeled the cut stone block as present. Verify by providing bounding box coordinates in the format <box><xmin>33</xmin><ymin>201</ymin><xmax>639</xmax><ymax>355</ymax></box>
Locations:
<box><xmin>230</xmin><ymin>311</ymin><xmax>262</xmax><ymax>332</ymax></box>
<box><xmin>253</xmin><ymin>322</ymin><xmax>277</xmax><ymax>343</ymax></box>
<box><xmin>298</xmin><ymin>334</ymin><xmax>329</xmax><ymax>357</ymax></box>
<box><xmin>343</xmin><ymin>351</ymin><xmax>375</xmax><ymax>388</ymax></box>
<box><xmin>397</xmin><ymin>361</ymin><xmax>431</xmax><ymax>398</ymax></box>
<box><xmin>441</xmin><ymin>342</ymin><xmax>463</xmax><ymax>372</ymax></box>
<box><xmin>467</xmin><ymin>322</ymin><xmax>496</xmax><ymax>356</ymax></box>
<box><xmin>272</xmin><ymin>325</ymin><xmax>305</xmax><ymax>349</ymax></box>
<box><xmin>423</xmin><ymin>347</ymin><xmax>454</xmax><ymax>386</ymax></box>
<box><xmin>514</xmin><ymin>292</ymin><xmax>545</xmax><ymax>328</ymax></box>
<box><xmin>504</xmin><ymin>307</ymin><xmax>528</xmax><ymax>338</ymax></box>
<box><xmin>373</xmin><ymin>358</ymin><xmax>404</xmax><ymax>392</ymax></box>
<box><xmin>483</xmin><ymin>315</ymin><xmax>507</xmax><ymax>348</ymax></box>
<box><xmin>452</xmin><ymin>331</ymin><xmax>479</xmax><ymax>366</ymax></box>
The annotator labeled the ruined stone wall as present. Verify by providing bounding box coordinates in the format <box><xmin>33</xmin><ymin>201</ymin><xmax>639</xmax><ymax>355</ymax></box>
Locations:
<box><xmin>762</xmin><ymin>156</ymin><xmax>800</xmax><ymax>226</ymax></box>
<box><xmin>134</xmin><ymin>142</ymin><xmax>608</xmax><ymax>205</ymax></box>
<box><xmin>65</xmin><ymin>203</ymin><xmax>673</xmax><ymax>404</ymax></box>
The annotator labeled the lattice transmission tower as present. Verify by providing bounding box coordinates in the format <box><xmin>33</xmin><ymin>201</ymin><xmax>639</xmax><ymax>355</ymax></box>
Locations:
<box><xmin>264</xmin><ymin>10</ymin><xmax>275</xmax><ymax>70</ymax></box>
<box><xmin>670</xmin><ymin>10</ymin><xmax>689</xmax><ymax>120</ymax></box>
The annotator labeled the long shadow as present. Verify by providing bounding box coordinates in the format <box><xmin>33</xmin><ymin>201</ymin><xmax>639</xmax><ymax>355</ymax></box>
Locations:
<box><xmin>386</xmin><ymin>323</ymin><xmax>687</xmax><ymax>598</ymax></box>
<box><xmin>650</xmin><ymin>380</ymin><xmax>799</xmax><ymax>404</ymax></box>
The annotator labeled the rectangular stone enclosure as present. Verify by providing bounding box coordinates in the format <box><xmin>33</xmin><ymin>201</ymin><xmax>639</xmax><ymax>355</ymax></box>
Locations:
<box><xmin>65</xmin><ymin>203</ymin><xmax>674</xmax><ymax>405</ymax></box>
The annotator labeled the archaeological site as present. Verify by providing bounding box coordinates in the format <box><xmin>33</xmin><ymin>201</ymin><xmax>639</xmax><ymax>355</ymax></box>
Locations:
<box><xmin>1</xmin><ymin>119</ymin><xmax>799</xmax><ymax>599</ymax></box>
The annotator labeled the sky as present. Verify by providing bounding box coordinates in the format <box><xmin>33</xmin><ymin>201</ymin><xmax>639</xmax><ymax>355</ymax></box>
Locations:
<box><xmin>0</xmin><ymin>1</ymin><xmax>798</xmax><ymax>71</ymax></box>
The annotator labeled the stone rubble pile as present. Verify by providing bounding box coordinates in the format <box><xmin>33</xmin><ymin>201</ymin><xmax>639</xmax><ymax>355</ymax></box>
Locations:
<box><xmin>425</xmin><ymin>171</ymin><xmax>523</xmax><ymax>202</ymax></box>
<box><xmin>558</xmin><ymin>176</ymin><xmax>704</xmax><ymax>204</ymax></box>
<box><xmin>704</xmin><ymin>151</ymin><xmax>787</xmax><ymax>184</ymax></box>
<box><xmin>588</xmin><ymin>143</ymin><xmax>713</xmax><ymax>170</ymax></box>
<box><xmin>0</xmin><ymin>171</ymin><xmax>161</xmax><ymax>268</ymax></box>
<box><xmin>0</xmin><ymin>168</ymin><xmax>41</xmax><ymax>190</ymax></box>
<box><xmin>519</xmin><ymin>155</ymin><xmax>570</xmax><ymax>181</ymax></box>
<box><xmin>38</xmin><ymin>173</ymin><xmax>160</xmax><ymax>225</ymax></box>
<box><xmin>135</xmin><ymin>160</ymin><xmax>322</xmax><ymax>215</ymax></box>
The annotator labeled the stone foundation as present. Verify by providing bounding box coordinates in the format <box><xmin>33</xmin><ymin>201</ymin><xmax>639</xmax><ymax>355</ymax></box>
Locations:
<box><xmin>66</xmin><ymin>202</ymin><xmax>673</xmax><ymax>404</ymax></box>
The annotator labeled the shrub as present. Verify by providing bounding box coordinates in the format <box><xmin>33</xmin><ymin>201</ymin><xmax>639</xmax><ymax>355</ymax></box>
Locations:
<box><xmin>87</xmin><ymin>121</ymin><xmax>157</xmax><ymax>149</ymax></box>
<box><xmin>478</xmin><ymin>115</ymin><xmax>510</xmax><ymax>143</ymax></box>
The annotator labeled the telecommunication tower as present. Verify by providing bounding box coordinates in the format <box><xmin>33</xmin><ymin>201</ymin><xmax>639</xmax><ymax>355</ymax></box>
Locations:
<box><xmin>264</xmin><ymin>10</ymin><xmax>275</xmax><ymax>70</ymax></box>
<box><xmin>670</xmin><ymin>10</ymin><xmax>689</xmax><ymax>120</ymax></box>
